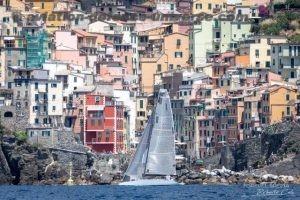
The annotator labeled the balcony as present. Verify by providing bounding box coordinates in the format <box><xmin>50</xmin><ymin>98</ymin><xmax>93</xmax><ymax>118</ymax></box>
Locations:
<box><xmin>79</xmin><ymin>43</ymin><xmax>97</xmax><ymax>49</ymax></box>
<box><xmin>66</xmin><ymin>102</ymin><xmax>76</xmax><ymax>109</ymax></box>
<box><xmin>212</xmin><ymin>25</ymin><xmax>220</xmax><ymax>30</ymax></box>
<box><xmin>39</xmin><ymin>111</ymin><xmax>48</xmax><ymax>116</ymax></box>
<box><xmin>183</xmin><ymin>136</ymin><xmax>191</xmax><ymax>141</ymax></box>
<box><xmin>37</xmin><ymin>99</ymin><xmax>48</xmax><ymax>104</ymax></box>
<box><xmin>279</xmin><ymin>50</ymin><xmax>290</xmax><ymax>57</ymax></box>
<box><xmin>213</xmin><ymin>38</ymin><xmax>221</xmax><ymax>43</ymax></box>
<box><xmin>38</xmin><ymin>88</ymin><xmax>47</xmax><ymax>93</ymax></box>
<box><xmin>213</xmin><ymin>8</ymin><xmax>221</xmax><ymax>14</ymax></box>
<box><xmin>90</xmin><ymin>138</ymin><xmax>114</xmax><ymax>144</ymax></box>
<box><xmin>105</xmin><ymin>101</ymin><xmax>124</xmax><ymax>106</ymax></box>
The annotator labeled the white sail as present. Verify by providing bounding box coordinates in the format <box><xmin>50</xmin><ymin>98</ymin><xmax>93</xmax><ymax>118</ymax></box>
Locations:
<box><xmin>145</xmin><ymin>89</ymin><xmax>176</xmax><ymax>176</ymax></box>
<box><xmin>122</xmin><ymin>89</ymin><xmax>177</xmax><ymax>185</ymax></box>
<box><xmin>124</xmin><ymin>109</ymin><xmax>153</xmax><ymax>180</ymax></box>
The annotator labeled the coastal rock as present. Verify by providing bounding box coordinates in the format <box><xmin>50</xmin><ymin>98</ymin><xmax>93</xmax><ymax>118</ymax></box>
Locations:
<box><xmin>0</xmin><ymin>133</ymin><xmax>128</xmax><ymax>185</ymax></box>
<box><xmin>188</xmin><ymin>172</ymin><xmax>203</xmax><ymax>180</ymax></box>
<box><xmin>227</xmin><ymin>176</ymin><xmax>238</xmax><ymax>184</ymax></box>
<box><xmin>185</xmin><ymin>178</ymin><xmax>203</xmax><ymax>185</ymax></box>
<box><xmin>262</xmin><ymin>174</ymin><xmax>278</xmax><ymax>182</ymax></box>
<box><xmin>287</xmin><ymin>176</ymin><xmax>294</xmax><ymax>182</ymax></box>
<box><xmin>99</xmin><ymin>173</ymin><xmax>114</xmax><ymax>184</ymax></box>
<box><xmin>180</xmin><ymin>169</ymin><xmax>189</xmax><ymax>176</ymax></box>
<box><xmin>0</xmin><ymin>146</ymin><xmax>13</xmax><ymax>184</ymax></box>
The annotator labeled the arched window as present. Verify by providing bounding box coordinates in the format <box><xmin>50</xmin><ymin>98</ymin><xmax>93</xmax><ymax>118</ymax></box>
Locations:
<box><xmin>4</xmin><ymin>112</ymin><xmax>13</xmax><ymax>117</ymax></box>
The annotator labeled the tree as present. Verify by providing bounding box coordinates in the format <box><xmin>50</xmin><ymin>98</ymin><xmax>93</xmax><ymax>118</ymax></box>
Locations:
<box><xmin>289</xmin><ymin>34</ymin><xmax>300</xmax><ymax>43</ymax></box>
<box><xmin>286</xmin><ymin>0</ymin><xmax>300</xmax><ymax>8</ymax></box>
<box><xmin>14</xmin><ymin>131</ymin><xmax>28</xmax><ymax>144</ymax></box>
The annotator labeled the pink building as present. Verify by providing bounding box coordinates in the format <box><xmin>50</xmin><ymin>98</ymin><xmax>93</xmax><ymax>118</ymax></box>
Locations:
<box><xmin>54</xmin><ymin>30</ymin><xmax>87</xmax><ymax>67</ymax></box>
<box><xmin>113</xmin><ymin>44</ymin><xmax>133</xmax><ymax>75</ymax></box>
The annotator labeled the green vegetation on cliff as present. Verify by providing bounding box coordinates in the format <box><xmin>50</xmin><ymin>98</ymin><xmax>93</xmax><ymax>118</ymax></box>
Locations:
<box><xmin>260</xmin><ymin>12</ymin><xmax>300</xmax><ymax>42</ymax></box>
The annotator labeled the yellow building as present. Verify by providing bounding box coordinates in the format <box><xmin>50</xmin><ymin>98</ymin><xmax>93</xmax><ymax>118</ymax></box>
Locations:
<box><xmin>261</xmin><ymin>85</ymin><xmax>297</xmax><ymax>125</ymax></box>
<box><xmin>27</xmin><ymin>0</ymin><xmax>55</xmax><ymax>13</ymax></box>
<box><xmin>26</xmin><ymin>0</ymin><xmax>70</xmax><ymax>32</ymax></box>
<box><xmin>9</xmin><ymin>0</ymin><xmax>26</xmax><ymax>11</ymax></box>
<box><xmin>192</xmin><ymin>0</ymin><xmax>226</xmax><ymax>15</ymax></box>
<box><xmin>140</xmin><ymin>33</ymin><xmax>189</xmax><ymax>94</ymax></box>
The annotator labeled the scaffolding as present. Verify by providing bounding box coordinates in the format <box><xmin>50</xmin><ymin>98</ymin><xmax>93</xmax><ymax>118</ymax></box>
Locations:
<box><xmin>22</xmin><ymin>30</ymin><xmax>48</xmax><ymax>69</ymax></box>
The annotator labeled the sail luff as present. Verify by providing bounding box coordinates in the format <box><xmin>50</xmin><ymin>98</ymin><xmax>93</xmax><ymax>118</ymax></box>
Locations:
<box><xmin>145</xmin><ymin>89</ymin><xmax>176</xmax><ymax>176</ymax></box>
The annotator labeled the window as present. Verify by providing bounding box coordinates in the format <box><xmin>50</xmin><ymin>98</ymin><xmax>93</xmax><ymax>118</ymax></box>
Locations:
<box><xmin>237</xmin><ymin>24</ymin><xmax>241</xmax><ymax>29</ymax></box>
<box><xmin>175</xmin><ymin>52</ymin><xmax>183</xmax><ymax>58</ymax></box>
<box><xmin>255</xmin><ymin>49</ymin><xmax>259</xmax><ymax>57</ymax></box>
<box><xmin>52</xmin><ymin>95</ymin><xmax>56</xmax><ymax>100</ymax></box>
<box><xmin>106</xmin><ymin>131</ymin><xmax>110</xmax><ymax>138</ymax></box>
<box><xmin>291</xmin><ymin>71</ymin><xmax>295</xmax><ymax>78</ymax></box>
<box><xmin>265</xmin><ymin>61</ymin><xmax>270</xmax><ymax>68</ymax></box>
<box><xmin>286</xmin><ymin>94</ymin><xmax>290</xmax><ymax>101</ymax></box>
<box><xmin>51</xmin><ymin>83</ymin><xmax>57</xmax><ymax>88</ymax></box>
<box><xmin>169</xmin><ymin>64</ymin><xmax>173</xmax><ymax>70</ymax></box>
<box><xmin>208</xmin><ymin>3</ymin><xmax>212</xmax><ymax>9</ymax></box>
<box><xmin>35</xmin><ymin>94</ymin><xmax>39</xmax><ymax>101</ymax></box>
<box><xmin>196</xmin><ymin>3</ymin><xmax>202</xmax><ymax>9</ymax></box>
<box><xmin>267</xmin><ymin>49</ymin><xmax>271</xmax><ymax>56</ymax></box>
<box><xmin>157</xmin><ymin>64</ymin><xmax>161</xmax><ymax>72</ymax></box>
<box><xmin>75</xmin><ymin>18</ymin><xmax>79</xmax><ymax>25</ymax></box>
<box><xmin>74</xmin><ymin>77</ymin><xmax>77</xmax><ymax>83</ymax></box>
<box><xmin>42</xmin><ymin>131</ymin><xmax>50</xmax><ymax>137</ymax></box>
<box><xmin>287</xmin><ymin>107</ymin><xmax>291</xmax><ymax>115</ymax></box>
<box><xmin>170</xmin><ymin>4</ymin><xmax>174</xmax><ymax>10</ymax></box>
<box><xmin>95</xmin><ymin>96</ymin><xmax>100</xmax><ymax>103</ymax></box>
<box><xmin>52</xmin><ymin>106</ymin><xmax>56</xmax><ymax>111</ymax></box>
<box><xmin>34</xmin><ymin>118</ymin><xmax>39</xmax><ymax>124</ymax></box>
<box><xmin>7</xmin><ymin>60</ymin><xmax>11</xmax><ymax>67</ymax></box>
<box><xmin>176</xmin><ymin>39</ymin><xmax>181</xmax><ymax>46</ymax></box>
<box><xmin>125</xmin><ymin>56</ymin><xmax>128</xmax><ymax>63</ymax></box>
<box><xmin>91</xmin><ymin>119</ymin><xmax>95</xmax><ymax>126</ymax></box>
<box><xmin>98</xmin><ymin>119</ymin><xmax>102</xmax><ymax>126</ymax></box>
<box><xmin>140</xmin><ymin>100</ymin><xmax>143</xmax><ymax>109</ymax></box>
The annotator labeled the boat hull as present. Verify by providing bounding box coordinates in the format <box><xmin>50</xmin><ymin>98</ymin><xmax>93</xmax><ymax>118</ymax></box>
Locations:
<box><xmin>119</xmin><ymin>179</ymin><xmax>182</xmax><ymax>186</ymax></box>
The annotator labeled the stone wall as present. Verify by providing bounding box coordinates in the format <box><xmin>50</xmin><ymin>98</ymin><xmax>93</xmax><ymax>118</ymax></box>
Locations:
<box><xmin>0</xmin><ymin>105</ymin><xmax>30</xmax><ymax>132</ymax></box>
<box><xmin>27</xmin><ymin>129</ymin><xmax>58</xmax><ymax>148</ymax></box>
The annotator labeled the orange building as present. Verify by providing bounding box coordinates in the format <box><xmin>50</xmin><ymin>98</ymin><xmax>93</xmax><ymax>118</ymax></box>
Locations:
<box><xmin>236</xmin><ymin>55</ymin><xmax>250</xmax><ymax>67</ymax></box>
<box><xmin>84</xmin><ymin>94</ymin><xmax>124</xmax><ymax>153</ymax></box>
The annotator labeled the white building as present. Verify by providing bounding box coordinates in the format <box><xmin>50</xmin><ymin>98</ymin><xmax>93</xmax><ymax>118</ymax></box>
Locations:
<box><xmin>29</xmin><ymin>77</ymin><xmax>63</xmax><ymax>128</ymax></box>
<box><xmin>114</xmin><ymin>89</ymin><xmax>137</xmax><ymax>147</ymax></box>
<box><xmin>271</xmin><ymin>43</ymin><xmax>300</xmax><ymax>80</ymax></box>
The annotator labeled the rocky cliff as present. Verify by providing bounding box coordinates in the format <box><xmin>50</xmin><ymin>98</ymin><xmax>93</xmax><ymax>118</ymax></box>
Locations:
<box><xmin>219</xmin><ymin>121</ymin><xmax>300</xmax><ymax>176</ymax></box>
<box><xmin>0</xmin><ymin>134</ymin><xmax>129</xmax><ymax>185</ymax></box>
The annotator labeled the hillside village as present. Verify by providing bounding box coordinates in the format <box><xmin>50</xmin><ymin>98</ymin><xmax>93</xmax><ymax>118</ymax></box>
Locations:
<box><xmin>0</xmin><ymin>0</ymin><xmax>299</xmax><ymax>165</ymax></box>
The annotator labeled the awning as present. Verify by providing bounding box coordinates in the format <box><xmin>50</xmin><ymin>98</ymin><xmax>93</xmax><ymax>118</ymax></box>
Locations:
<box><xmin>4</xmin><ymin>37</ymin><xmax>15</xmax><ymax>40</ymax></box>
<box><xmin>195</xmin><ymin>159</ymin><xmax>204</xmax><ymax>165</ymax></box>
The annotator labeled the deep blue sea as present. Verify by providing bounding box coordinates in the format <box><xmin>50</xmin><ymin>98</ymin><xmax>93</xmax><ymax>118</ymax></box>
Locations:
<box><xmin>0</xmin><ymin>184</ymin><xmax>299</xmax><ymax>200</ymax></box>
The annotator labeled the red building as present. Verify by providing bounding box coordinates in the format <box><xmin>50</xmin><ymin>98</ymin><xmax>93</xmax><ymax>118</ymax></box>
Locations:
<box><xmin>84</xmin><ymin>94</ymin><xmax>124</xmax><ymax>153</ymax></box>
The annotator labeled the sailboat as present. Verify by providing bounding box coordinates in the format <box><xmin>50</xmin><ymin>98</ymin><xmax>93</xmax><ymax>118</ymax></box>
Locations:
<box><xmin>120</xmin><ymin>89</ymin><xmax>180</xmax><ymax>186</ymax></box>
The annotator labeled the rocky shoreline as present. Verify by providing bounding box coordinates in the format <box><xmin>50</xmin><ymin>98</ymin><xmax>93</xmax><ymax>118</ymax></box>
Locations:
<box><xmin>176</xmin><ymin>167</ymin><xmax>300</xmax><ymax>185</ymax></box>
<box><xmin>1</xmin><ymin>120</ymin><xmax>300</xmax><ymax>186</ymax></box>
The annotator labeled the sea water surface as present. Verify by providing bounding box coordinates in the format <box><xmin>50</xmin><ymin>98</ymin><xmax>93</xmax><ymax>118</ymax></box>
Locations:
<box><xmin>0</xmin><ymin>184</ymin><xmax>299</xmax><ymax>200</ymax></box>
